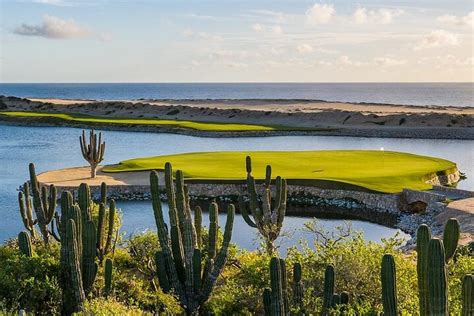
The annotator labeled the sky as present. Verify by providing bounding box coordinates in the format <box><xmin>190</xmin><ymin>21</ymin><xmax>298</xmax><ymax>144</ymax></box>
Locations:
<box><xmin>0</xmin><ymin>0</ymin><xmax>473</xmax><ymax>82</ymax></box>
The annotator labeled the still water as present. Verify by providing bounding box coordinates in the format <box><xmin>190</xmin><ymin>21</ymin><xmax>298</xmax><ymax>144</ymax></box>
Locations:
<box><xmin>2</xmin><ymin>125</ymin><xmax>473</xmax><ymax>249</ymax></box>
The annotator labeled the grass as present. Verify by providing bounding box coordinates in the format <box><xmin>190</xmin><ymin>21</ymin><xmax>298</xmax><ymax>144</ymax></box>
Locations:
<box><xmin>102</xmin><ymin>150</ymin><xmax>457</xmax><ymax>193</ymax></box>
<box><xmin>0</xmin><ymin>110</ymin><xmax>321</xmax><ymax>132</ymax></box>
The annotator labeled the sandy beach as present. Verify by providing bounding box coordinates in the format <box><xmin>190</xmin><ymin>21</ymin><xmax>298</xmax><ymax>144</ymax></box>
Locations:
<box><xmin>1</xmin><ymin>96</ymin><xmax>473</xmax><ymax>139</ymax></box>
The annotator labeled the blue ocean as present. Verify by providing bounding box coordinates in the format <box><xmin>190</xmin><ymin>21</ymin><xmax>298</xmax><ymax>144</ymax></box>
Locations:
<box><xmin>0</xmin><ymin>82</ymin><xmax>472</xmax><ymax>107</ymax></box>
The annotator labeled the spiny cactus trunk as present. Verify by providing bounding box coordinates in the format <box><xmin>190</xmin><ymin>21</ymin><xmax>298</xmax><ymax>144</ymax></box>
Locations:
<box><xmin>18</xmin><ymin>231</ymin><xmax>33</xmax><ymax>257</ymax></box>
<box><xmin>462</xmin><ymin>275</ymin><xmax>473</xmax><ymax>316</ymax></box>
<box><xmin>417</xmin><ymin>224</ymin><xmax>431</xmax><ymax>316</ymax></box>
<box><xmin>381</xmin><ymin>254</ymin><xmax>398</xmax><ymax>316</ymax></box>
<box><xmin>427</xmin><ymin>238</ymin><xmax>448</xmax><ymax>316</ymax></box>
<box><xmin>443</xmin><ymin>218</ymin><xmax>460</xmax><ymax>262</ymax></box>
<box><xmin>321</xmin><ymin>265</ymin><xmax>335</xmax><ymax>316</ymax></box>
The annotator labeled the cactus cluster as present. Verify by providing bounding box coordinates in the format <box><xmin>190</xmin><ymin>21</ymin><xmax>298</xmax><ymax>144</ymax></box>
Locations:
<box><xmin>381</xmin><ymin>218</ymin><xmax>466</xmax><ymax>316</ymax></box>
<box><xmin>23</xmin><ymin>163</ymin><xmax>57</xmax><ymax>244</ymax></box>
<box><xmin>80</xmin><ymin>129</ymin><xmax>105</xmax><ymax>179</ymax></box>
<box><xmin>55</xmin><ymin>184</ymin><xmax>116</xmax><ymax>315</ymax></box>
<box><xmin>239</xmin><ymin>156</ymin><xmax>287</xmax><ymax>254</ymax></box>
<box><xmin>150</xmin><ymin>163</ymin><xmax>234</xmax><ymax>315</ymax></box>
<box><xmin>263</xmin><ymin>257</ymin><xmax>306</xmax><ymax>316</ymax></box>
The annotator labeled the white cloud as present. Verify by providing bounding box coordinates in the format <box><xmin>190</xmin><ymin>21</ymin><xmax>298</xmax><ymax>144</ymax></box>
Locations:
<box><xmin>272</xmin><ymin>25</ymin><xmax>283</xmax><ymax>34</ymax></box>
<box><xmin>296</xmin><ymin>43</ymin><xmax>313</xmax><ymax>54</ymax></box>
<box><xmin>353</xmin><ymin>8</ymin><xmax>404</xmax><ymax>25</ymax></box>
<box><xmin>306</xmin><ymin>4</ymin><xmax>335</xmax><ymax>25</ymax></box>
<box><xmin>437</xmin><ymin>11</ymin><xmax>474</xmax><ymax>27</ymax></box>
<box><xmin>252</xmin><ymin>23</ymin><xmax>264</xmax><ymax>32</ymax></box>
<box><xmin>338</xmin><ymin>55</ymin><xmax>367</xmax><ymax>67</ymax></box>
<box><xmin>374</xmin><ymin>56</ymin><xmax>406</xmax><ymax>67</ymax></box>
<box><xmin>418</xmin><ymin>55</ymin><xmax>474</xmax><ymax>67</ymax></box>
<box><xmin>252</xmin><ymin>24</ymin><xmax>283</xmax><ymax>35</ymax></box>
<box><xmin>182</xmin><ymin>29</ymin><xmax>223</xmax><ymax>41</ymax></box>
<box><xmin>13</xmin><ymin>15</ymin><xmax>90</xmax><ymax>39</ymax></box>
<box><xmin>250</xmin><ymin>10</ymin><xmax>292</xmax><ymax>23</ymax></box>
<box><xmin>415</xmin><ymin>30</ymin><xmax>459</xmax><ymax>50</ymax></box>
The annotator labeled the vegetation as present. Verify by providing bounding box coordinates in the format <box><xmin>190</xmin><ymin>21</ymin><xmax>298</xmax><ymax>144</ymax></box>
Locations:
<box><xmin>79</xmin><ymin>129</ymin><xmax>105</xmax><ymax>178</ymax></box>
<box><xmin>103</xmin><ymin>150</ymin><xmax>457</xmax><ymax>193</ymax></box>
<box><xmin>0</xmin><ymin>160</ymin><xmax>471</xmax><ymax>315</ymax></box>
<box><xmin>0</xmin><ymin>110</ymin><xmax>317</xmax><ymax>132</ymax></box>
<box><xmin>239</xmin><ymin>156</ymin><xmax>287</xmax><ymax>254</ymax></box>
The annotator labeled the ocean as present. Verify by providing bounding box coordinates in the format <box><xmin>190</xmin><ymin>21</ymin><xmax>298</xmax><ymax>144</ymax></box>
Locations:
<box><xmin>0</xmin><ymin>82</ymin><xmax>473</xmax><ymax>107</ymax></box>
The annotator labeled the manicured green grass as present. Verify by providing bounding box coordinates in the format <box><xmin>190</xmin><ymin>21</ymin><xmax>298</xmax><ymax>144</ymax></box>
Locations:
<box><xmin>103</xmin><ymin>150</ymin><xmax>457</xmax><ymax>193</ymax></box>
<box><xmin>0</xmin><ymin>111</ymin><xmax>313</xmax><ymax>132</ymax></box>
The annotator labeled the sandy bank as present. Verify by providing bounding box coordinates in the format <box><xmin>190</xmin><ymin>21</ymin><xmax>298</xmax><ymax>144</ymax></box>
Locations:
<box><xmin>1</xmin><ymin>96</ymin><xmax>473</xmax><ymax>139</ymax></box>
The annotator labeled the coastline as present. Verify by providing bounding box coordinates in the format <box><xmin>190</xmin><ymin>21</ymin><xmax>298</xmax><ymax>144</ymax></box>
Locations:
<box><xmin>1</xmin><ymin>96</ymin><xmax>473</xmax><ymax>139</ymax></box>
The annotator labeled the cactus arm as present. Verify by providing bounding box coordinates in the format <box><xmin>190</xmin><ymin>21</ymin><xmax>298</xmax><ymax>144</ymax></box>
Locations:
<box><xmin>46</xmin><ymin>185</ymin><xmax>57</xmax><ymax>222</ymax></box>
<box><xmin>79</xmin><ymin>130</ymin><xmax>105</xmax><ymax>178</ymax></box>
<box><xmin>443</xmin><ymin>218</ymin><xmax>460</xmax><ymax>262</ymax></box>
<box><xmin>100</xmin><ymin>182</ymin><xmax>107</xmax><ymax>205</ymax></box>
<box><xmin>462</xmin><ymin>274</ymin><xmax>473</xmax><ymax>316</ymax></box>
<box><xmin>292</xmin><ymin>262</ymin><xmax>304</xmax><ymax>309</ymax></box>
<box><xmin>104</xmin><ymin>199</ymin><xmax>116</xmax><ymax>255</ymax></box>
<box><xmin>263</xmin><ymin>288</ymin><xmax>272</xmax><ymax>316</ymax></box>
<box><xmin>381</xmin><ymin>254</ymin><xmax>398</xmax><ymax>316</ymax></box>
<box><xmin>247</xmin><ymin>175</ymin><xmax>263</xmax><ymax>221</ymax></box>
<box><xmin>97</xmin><ymin>202</ymin><xmax>106</xmax><ymax>259</ymax></box>
<box><xmin>207</xmin><ymin>202</ymin><xmax>219</xmax><ymax>260</ymax></box>
<box><xmin>245</xmin><ymin>156</ymin><xmax>252</xmax><ymax>174</ymax></box>
<box><xmin>322</xmin><ymin>265</ymin><xmax>335</xmax><ymax>315</ymax></box>
<box><xmin>18</xmin><ymin>231</ymin><xmax>33</xmax><ymax>257</ymax></box>
<box><xmin>155</xmin><ymin>251</ymin><xmax>171</xmax><ymax>293</ymax></box>
<box><xmin>194</xmin><ymin>206</ymin><xmax>202</xmax><ymax>248</ymax></box>
<box><xmin>428</xmin><ymin>238</ymin><xmax>448</xmax><ymax>315</ymax></box>
<box><xmin>417</xmin><ymin>224</ymin><xmax>431</xmax><ymax>316</ymax></box>
<box><xmin>19</xmin><ymin>191</ymin><xmax>35</xmax><ymax>237</ymax></box>
<box><xmin>78</xmin><ymin>183</ymin><xmax>91</xmax><ymax>223</ymax></box>
<box><xmin>238</xmin><ymin>196</ymin><xmax>257</xmax><ymax>228</ymax></box>
<box><xmin>270</xmin><ymin>257</ymin><xmax>284</xmax><ymax>315</ymax></box>
<box><xmin>103</xmin><ymin>258</ymin><xmax>113</xmax><ymax>297</ymax></box>
<box><xmin>82</xmin><ymin>220</ymin><xmax>98</xmax><ymax>296</ymax></box>
<box><xmin>279</xmin><ymin>258</ymin><xmax>289</xmax><ymax>315</ymax></box>
<box><xmin>200</xmin><ymin>204</ymin><xmax>235</xmax><ymax>304</ymax></box>
<box><xmin>265</xmin><ymin>165</ymin><xmax>272</xmax><ymax>187</ymax></box>
<box><xmin>193</xmin><ymin>249</ymin><xmax>202</xmax><ymax>295</ymax></box>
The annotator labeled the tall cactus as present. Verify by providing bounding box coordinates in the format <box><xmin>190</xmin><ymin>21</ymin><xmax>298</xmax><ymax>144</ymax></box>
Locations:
<box><xmin>60</xmin><ymin>218</ymin><xmax>86</xmax><ymax>315</ymax></box>
<box><xmin>462</xmin><ymin>275</ymin><xmax>473</xmax><ymax>316</ymax></box>
<box><xmin>427</xmin><ymin>238</ymin><xmax>448</xmax><ymax>316</ymax></box>
<box><xmin>322</xmin><ymin>265</ymin><xmax>335</xmax><ymax>316</ymax></box>
<box><xmin>443</xmin><ymin>218</ymin><xmax>460</xmax><ymax>262</ymax></box>
<box><xmin>28</xmin><ymin>163</ymin><xmax>57</xmax><ymax>244</ymax></box>
<box><xmin>79</xmin><ymin>129</ymin><xmax>105</xmax><ymax>178</ymax></box>
<box><xmin>150</xmin><ymin>163</ymin><xmax>234</xmax><ymax>315</ymax></box>
<box><xmin>18</xmin><ymin>183</ymin><xmax>36</xmax><ymax>238</ymax></box>
<box><xmin>381</xmin><ymin>254</ymin><xmax>398</xmax><ymax>316</ymax></box>
<box><xmin>292</xmin><ymin>262</ymin><xmax>304</xmax><ymax>312</ymax></box>
<box><xmin>263</xmin><ymin>257</ymin><xmax>285</xmax><ymax>316</ymax></box>
<box><xmin>97</xmin><ymin>199</ymin><xmax>116</xmax><ymax>263</ymax></box>
<box><xmin>239</xmin><ymin>156</ymin><xmax>287</xmax><ymax>254</ymax></box>
<box><xmin>18</xmin><ymin>231</ymin><xmax>33</xmax><ymax>257</ymax></box>
<box><xmin>104</xmin><ymin>258</ymin><xmax>113</xmax><ymax>298</ymax></box>
<box><xmin>417</xmin><ymin>224</ymin><xmax>431</xmax><ymax>316</ymax></box>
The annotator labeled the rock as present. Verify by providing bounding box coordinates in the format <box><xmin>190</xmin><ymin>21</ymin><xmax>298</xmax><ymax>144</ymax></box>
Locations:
<box><xmin>406</xmin><ymin>200</ymin><xmax>428</xmax><ymax>213</ymax></box>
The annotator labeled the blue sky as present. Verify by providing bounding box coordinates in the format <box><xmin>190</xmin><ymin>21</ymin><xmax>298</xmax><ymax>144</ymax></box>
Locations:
<box><xmin>1</xmin><ymin>0</ymin><xmax>473</xmax><ymax>82</ymax></box>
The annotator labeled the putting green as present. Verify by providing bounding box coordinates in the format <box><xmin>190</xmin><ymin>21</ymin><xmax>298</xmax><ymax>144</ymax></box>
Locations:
<box><xmin>103</xmin><ymin>150</ymin><xmax>458</xmax><ymax>193</ymax></box>
<box><xmin>0</xmin><ymin>111</ymin><xmax>313</xmax><ymax>132</ymax></box>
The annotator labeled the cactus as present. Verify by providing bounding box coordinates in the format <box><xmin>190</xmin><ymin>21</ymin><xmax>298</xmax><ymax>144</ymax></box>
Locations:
<box><xmin>428</xmin><ymin>238</ymin><xmax>448</xmax><ymax>315</ymax></box>
<box><xmin>97</xmin><ymin>199</ymin><xmax>116</xmax><ymax>263</ymax></box>
<box><xmin>462</xmin><ymin>275</ymin><xmax>473</xmax><ymax>316</ymax></box>
<box><xmin>18</xmin><ymin>183</ymin><xmax>36</xmax><ymax>238</ymax></box>
<box><xmin>28</xmin><ymin>163</ymin><xmax>57</xmax><ymax>244</ymax></box>
<box><xmin>104</xmin><ymin>258</ymin><xmax>113</xmax><ymax>297</ymax></box>
<box><xmin>292</xmin><ymin>262</ymin><xmax>304</xmax><ymax>311</ymax></box>
<box><xmin>443</xmin><ymin>218</ymin><xmax>460</xmax><ymax>262</ymax></box>
<box><xmin>417</xmin><ymin>224</ymin><xmax>431</xmax><ymax>316</ymax></box>
<box><xmin>79</xmin><ymin>129</ymin><xmax>105</xmax><ymax>178</ymax></box>
<box><xmin>322</xmin><ymin>265</ymin><xmax>335</xmax><ymax>316</ymax></box>
<box><xmin>60</xmin><ymin>218</ymin><xmax>86</xmax><ymax>315</ymax></box>
<box><xmin>381</xmin><ymin>254</ymin><xmax>398</xmax><ymax>316</ymax></box>
<box><xmin>331</xmin><ymin>294</ymin><xmax>340</xmax><ymax>308</ymax></box>
<box><xmin>239</xmin><ymin>156</ymin><xmax>287</xmax><ymax>254</ymax></box>
<box><xmin>150</xmin><ymin>163</ymin><xmax>234</xmax><ymax>315</ymax></box>
<box><xmin>340</xmin><ymin>291</ymin><xmax>349</xmax><ymax>305</ymax></box>
<box><xmin>263</xmin><ymin>257</ymin><xmax>285</xmax><ymax>316</ymax></box>
<box><xmin>18</xmin><ymin>231</ymin><xmax>33</xmax><ymax>257</ymax></box>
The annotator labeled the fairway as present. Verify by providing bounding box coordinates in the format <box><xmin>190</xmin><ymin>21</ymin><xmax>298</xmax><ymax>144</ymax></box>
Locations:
<box><xmin>0</xmin><ymin>111</ymin><xmax>304</xmax><ymax>132</ymax></box>
<box><xmin>103</xmin><ymin>150</ymin><xmax>458</xmax><ymax>193</ymax></box>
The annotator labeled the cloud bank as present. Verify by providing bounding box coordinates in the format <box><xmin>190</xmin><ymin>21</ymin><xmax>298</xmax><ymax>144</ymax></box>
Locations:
<box><xmin>13</xmin><ymin>15</ymin><xmax>90</xmax><ymax>39</ymax></box>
